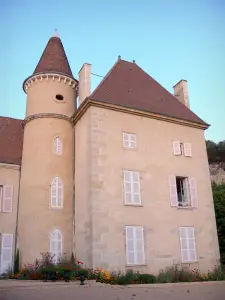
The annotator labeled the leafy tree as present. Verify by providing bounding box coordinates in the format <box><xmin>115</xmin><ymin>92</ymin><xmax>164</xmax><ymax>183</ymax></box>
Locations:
<box><xmin>206</xmin><ymin>140</ymin><xmax>225</xmax><ymax>167</ymax></box>
<box><xmin>212</xmin><ymin>184</ymin><xmax>225</xmax><ymax>264</ymax></box>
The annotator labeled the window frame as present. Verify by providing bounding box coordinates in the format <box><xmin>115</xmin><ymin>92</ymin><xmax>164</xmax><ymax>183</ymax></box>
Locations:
<box><xmin>123</xmin><ymin>170</ymin><xmax>141</xmax><ymax>206</ymax></box>
<box><xmin>179</xmin><ymin>226</ymin><xmax>197</xmax><ymax>263</ymax></box>
<box><xmin>125</xmin><ymin>225</ymin><xmax>145</xmax><ymax>266</ymax></box>
<box><xmin>123</xmin><ymin>133</ymin><xmax>137</xmax><ymax>149</ymax></box>
<box><xmin>0</xmin><ymin>185</ymin><xmax>3</xmax><ymax>212</ymax></box>
<box><xmin>50</xmin><ymin>229</ymin><xmax>63</xmax><ymax>263</ymax></box>
<box><xmin>53</xmin><ymin>136</ymin><xmax>63</xmax><ymax>155</ymax></box>
<box><xmin>50</xmin><ymin>177</ymin><xmax>63</xmax><ymax>209</ymax></box>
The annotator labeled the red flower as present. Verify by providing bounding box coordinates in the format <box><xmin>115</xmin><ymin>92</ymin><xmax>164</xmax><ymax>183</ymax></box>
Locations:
<box><xmin>78</xmin><ymin>260</ymin><xmax>84</xmax><ymax>265</ymax></box>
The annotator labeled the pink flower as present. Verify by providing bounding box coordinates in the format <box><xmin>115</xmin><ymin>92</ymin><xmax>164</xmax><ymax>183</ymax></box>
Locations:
<box><xmin>78</xmin><ymin>260</ymin><xmax>83</xmax><ymax>265</ymax></box>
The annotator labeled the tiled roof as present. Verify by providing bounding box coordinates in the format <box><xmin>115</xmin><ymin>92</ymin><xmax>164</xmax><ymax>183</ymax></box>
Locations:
<box><xmin>33</xmin><ymin>36</ymin><xmax>74</xmax><ymax>78</ymax></box>
<box><xmin>0</xmin><ymin>117</ymin><xmax>23</xmax><ymax>165</ymax></box>
<box><xmin>90</xmin><ymin>59</ymin><xmax>208</xmax><ymax>126</ymax></box>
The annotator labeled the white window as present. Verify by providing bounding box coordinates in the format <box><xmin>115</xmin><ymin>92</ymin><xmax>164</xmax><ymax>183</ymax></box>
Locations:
<box><xmin>173</xmin><ymin>141</ymin><xmax>192</xmax><ymax>157</ymax></box>
<box><xmin>169</xmin><ymin>176</ymin><xmax>198</xmax><ymax>208</ymax></box>
<box><xmin>0</xmin><ymin>234</ymin><xmax>13</xmax><ymax>274</ymax></box>
<box><xmin>50</xmin><ymin>229</ymin><xmax>62</xmax><ymax>263</ymax></box>
<box><xmin>0</xmin><ymin>185</ymin><xmax>13</xmax><ymax>213</ymax></box>
<box><xmin>125</xmin><ymin>226</ymin><xmax>145</xmax><ymax>265</ymax></box>
<box><xmin>51</xmin><ymin>177</ymin><xmax>63</xmax><ymax>208</ymax></box>
<box><xmin>123</xmin><ymin>133</ymin><xmax>137</xmax><ymax>149</ymax></box>
<box><xmin>179</xmin><ymin>227</ymin><xmax>197</xmax><ymax>263</ymax></box>
<box><xmin>123</xmin><ymin>171</ymin><xmax>141</xmax><ymax>205</ymax></box>
<box><xmin>54</xmin><ymin>137</ymin><xmax>63</xmax><ymax>155</ymax></box>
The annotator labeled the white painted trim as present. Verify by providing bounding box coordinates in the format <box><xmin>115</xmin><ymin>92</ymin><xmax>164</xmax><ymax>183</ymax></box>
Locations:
<box><xmin>0</xmin><ymin>163</ymin><xmax>20</xmax><ymax>170</ymax></box>
<box><xmin>50</xmin><ymin>176</ymin><xmax>63</xmax><ymax>209</ymax></box>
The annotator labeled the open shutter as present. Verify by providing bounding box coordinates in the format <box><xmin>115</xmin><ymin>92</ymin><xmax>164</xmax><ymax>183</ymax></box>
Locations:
<box><xmin>184</xmin><ymin>143</ymin><xmax>192</xmax><ymax>157</ymax></box>
<box><xmin>173</xmin><ymin>141</ymin><xmax>181</xmax><ymax>155</ymax></box>
<box><xmin>124</xmin><ymin>171</ymin><xmax>132</xmax><ymax>204</ymax></box>
<box><xmin>126</xmin><ymin>226</ymin><xmax>135</xmax><ymax>265</ymax></box>
<box><xmin>135</xmin><ymin>227</ymin><xmax>145</xmax><ymax>265</ymax></box>
<box><xmin>132</xmin><ymin>172</ymin><xmax>141</xmax><ymax>204</ymax></box>
<box><xmin>3</xmin><ymin>186</ymin><xmax>13</xmax><ymax>212</ymax></box>
<box><xmin>169</xmin><ymin>175</ymin><xmax>178</xmax><ymax>206</ymax></box>
<box><xmin>0</xmin><ymin>234</ymin><xmax>13</xmax><ymax>274</ymax></box>
<box><xmin>189</xmin><ymin>178</ymin><xmax>198</xmax><ymax>208</ymax></box>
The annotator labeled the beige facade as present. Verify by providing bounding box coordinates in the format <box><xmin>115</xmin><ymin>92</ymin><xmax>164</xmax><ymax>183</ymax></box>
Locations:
<box><xmin>75</xmin><ymin>105</ymin><xmax>220</xmax><ymax>273</ymax></box>
<box><xmin>0</xmin><ymin>163</ymin><xmax>20</xmax><ymax>273</ymax></box>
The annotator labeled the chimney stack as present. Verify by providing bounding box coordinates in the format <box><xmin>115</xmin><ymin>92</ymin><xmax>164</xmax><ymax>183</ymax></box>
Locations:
<box><xmin>78</xmin><ymin>63</ymin><xmax>91</xmax><ymax>106</ymax></box>
<box><xmin>173</xmin><ymin>80</ymin><xmax>190</xmax><ymax>108</ymax></box>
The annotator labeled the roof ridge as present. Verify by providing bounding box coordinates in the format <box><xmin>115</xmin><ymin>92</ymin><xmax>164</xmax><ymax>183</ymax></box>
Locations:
<box><xmin>0</xmin><ymin>116</ymin><xmax>23</xmax><ymax>121</ymax></box>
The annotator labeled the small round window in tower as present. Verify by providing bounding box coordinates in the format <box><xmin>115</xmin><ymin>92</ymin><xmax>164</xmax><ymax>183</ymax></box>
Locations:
<box><xmin>56</xmin><ymin>94</ymin><xmax>64</xmax><ymax>101</ymax></box>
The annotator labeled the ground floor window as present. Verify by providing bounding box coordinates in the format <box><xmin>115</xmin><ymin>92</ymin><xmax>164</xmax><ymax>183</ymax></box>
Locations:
<box><xmin>125</xmin><ymin>226</ymin><xmax>145</xmax><ymax>265</ymax></box>
<box><xmin>179</xmin><ymin>227</ymin><xmax>197</xmax><ymax>263</ymax></box>
<box><xmin>50</xmin><ymin>229</ymin><xmax>62</xmax><ymax>263</ymax></box>
<box><xmin>0</xmin><ymin>233</ymin><xmax>13</xmax><ymax>274</ymax></box>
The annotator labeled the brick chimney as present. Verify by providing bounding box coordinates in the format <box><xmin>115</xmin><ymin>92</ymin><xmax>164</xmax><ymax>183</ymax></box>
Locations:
<box><xmin>78</xmin><ymin>63</ymin><xmax>91</xmax><ymax>106</ymax></box>
<box><xmin>173</xmin><ymin>80</ymin><xmax>190</xmax><ymax>108</ymax></box>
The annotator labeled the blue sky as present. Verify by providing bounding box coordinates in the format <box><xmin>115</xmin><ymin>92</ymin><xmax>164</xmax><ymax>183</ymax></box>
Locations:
<box><xmin>0</xmin><ymin>0</ymin><xmax>224</xmax><ymax>142</ymax></box>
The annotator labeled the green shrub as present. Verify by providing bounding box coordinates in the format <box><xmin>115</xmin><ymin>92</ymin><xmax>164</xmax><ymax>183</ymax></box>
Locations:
<box><xmin>77</xmin><ymin>269</ymin><xmax>88</xmax><ymax>278</ymax></box>
<box><xmin>208</xmin><ymin>265</ymin><xmax>225</xmax><ymax>281</ymax></box>
<box><xmin>139</xmin><ymin>274</ymin><xmax>156</xmax><ymax>283</ymax></box>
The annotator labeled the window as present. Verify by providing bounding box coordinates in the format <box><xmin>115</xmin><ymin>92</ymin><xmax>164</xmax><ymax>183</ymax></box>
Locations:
<box><xmin>123</xmin><ymin>171</ymin><xmax>141</xmax><ymax>205</ymax></box>
<box><xmin>54</xmin><ymin>137</ymin><xmax>62</xmax><ymax>155</ymax></box>
<box><xmin>179</xmin><ymin>227</ymin><xmax>197</xmax><ymax>263</ymax></box>
<box><xmin>51</xmin><ymin>177</ymin><xmax>63</xmax><ymax>208</ymax></box>
<box><xmin>169</xmin><ymin>175</ymin><xmax>197</xmax><ymax>208</ymax></box>
<box><xmin>173</xmin><ymin>141</ymin><xmax>192</xmax><ymax>157</ymax></box>
<box><xmin>56</xmin><ymin>94</ymin><xmax>64</xmax><ymax>101</ymax></box>
<box><xmin>50</xmin><ymin>229</ymin><xmax>62</xmax><ymax>263</ymax></box>
<box><xmin>125</xmin><ymin>226</ymin><xmax>145</xmax><ymax>265</ymax></box>
<box><xmin>123</xmin><ymin>133</ymin><xmax>137</xmax><ymax>149</ymax></box>
<box><xmin>0</xmin><ymin>234</ymin><xmax>13</xmax><ymax>274</ymax></box>
<box><xmin>0</xmin><ymin>185</ymin><xmax>13</xmax><ymax>213</ymax></box>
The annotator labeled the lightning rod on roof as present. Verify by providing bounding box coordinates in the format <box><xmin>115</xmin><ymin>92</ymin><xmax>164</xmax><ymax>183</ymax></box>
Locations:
<box><xmin>53</xmin><ymin>29</ymin><xmax>59</xmax><ymax>38</ymax></box>
<box><xmin>118</xmin><ymin>55</ymin><xmax>121</xmax><ymax>60</ymax></box>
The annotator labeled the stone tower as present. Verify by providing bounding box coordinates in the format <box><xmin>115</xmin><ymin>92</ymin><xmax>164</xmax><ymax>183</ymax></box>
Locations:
<box><xmin>18</xmin><ymin>32</ymin><xmax>78</xmax><ymax>265</ymax></box>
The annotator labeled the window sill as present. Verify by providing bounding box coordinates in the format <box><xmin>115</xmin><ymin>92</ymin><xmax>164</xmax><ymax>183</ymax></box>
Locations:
<box><xmin>126</xmin><ymin>264</ymin><xmax>147</xmax><ymax>267</ymax></box>
<box><xmin>50</xmin><ymin>207</ymin><xmax>63</xmax><ymax>210</ymax></box>
<box><xmin>181</xmin><ymin>260</ymin><xmax>198</xmax><ymax>264</ymax></box>
<box><xmin>177</xmin><ymin>206</ymin><xmax>194</xmax><ymax>210</ymax></box>
<box><xmin>124</xmin><ymin>204</ymin><xmax>143</xmax><ymax>207</ymax></box>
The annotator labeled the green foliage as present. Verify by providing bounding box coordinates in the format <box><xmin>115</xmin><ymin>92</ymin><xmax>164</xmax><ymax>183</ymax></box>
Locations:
<box><xmin>212</xmin><ymin>184</ymin><xmax>225</xmax><ymax>264</ymax></box>
<box><xmin>77</xmin><ymin>269</ymin><xmax>88</xmax><ymax>277</ymax></box>
<box><xmin>206</xmin><ymin>140</ymin><xmax>225</xmax><ymax>167</ymax></box>
<box><xmin>208</xmin><ymin>265</ymin><xmax>225</xmax><ymax>281</ymax></box>
<box><xmin>13</xmin><ymin>249</ymin><xmax>20</xmax><ymax>274</ymax></box>
<box><xmin>139</xmin><ymin>273</ymin><xmax>156</xmax><ymax>283</ymax></box>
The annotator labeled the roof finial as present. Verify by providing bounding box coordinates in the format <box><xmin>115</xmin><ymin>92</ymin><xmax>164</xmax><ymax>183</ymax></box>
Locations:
<box><xmin>132</xmin><ymin>59</ymin><xmax>135</xmax><ymax>63</ymax></box>
<box><xmin>53</xmin><ymin>29</ymin><xmax>59</xmax><ymax>38</ymax></box>
<box><xmin>118</xmin><ymin>55</ymin><xmax>121</xmax><ymax>60</ymax></box>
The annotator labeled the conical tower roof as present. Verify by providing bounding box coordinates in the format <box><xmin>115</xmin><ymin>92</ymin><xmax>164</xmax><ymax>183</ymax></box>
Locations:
<box><xmin>33</xmin><ymin>31</ymin><xmax>74</xmax><ymax>78</ymax></box>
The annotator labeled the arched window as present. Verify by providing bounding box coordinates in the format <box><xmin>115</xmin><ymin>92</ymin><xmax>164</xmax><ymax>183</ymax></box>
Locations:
<box><xmin>54</xmin><ymin>137</ymin><xmax>62</xmax><ymax>155</ymax></box>
<box><xmin>50</xmin><ymin>229</ymin><xmax>62</xmax><ymax>263</ymax></box>
<box><xmin>51</xmin><ymin>177</ymin><xmax>63</xmax><ymax>208</ymax></box>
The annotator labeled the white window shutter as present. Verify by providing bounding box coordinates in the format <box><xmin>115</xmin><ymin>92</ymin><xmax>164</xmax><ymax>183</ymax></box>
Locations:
<box><xmin>0</xmin><ymin>234</ymin><xmax>13</xmax><ymax>274</ymax></box>
<box><xmin>189</xmin><ymin>178</ymin><xmax>198</xmax><ymax>208</ymax></box>
<box><xmin>123</xmin><ymin>133</ymin><xmax>129</xmax><ymax>148</ymax></box>
<box><xmin>173</xmin><ymin>141</ymin><xmax>181</xmax><ymax>155</ymax></box>
<box><xmin>124</xmin><ymin>171</ymin><xmax>132</xmax><ymax>204</ymax></box>
<box><xmin>179</xmin><ymin>227</ymin><xmax>197</xmax><ymax>263</ymax></box>
<box><xmin>54</xmin><ymin>137</ymin><xmax>62</xmax><ymax>155</ymax></box>
<box><xmin>135</xmin><ymin>226</ymin><xmax>145</xmax><ymax>265</ymax></box>
<box><xmin>184</xmin><ymin>143</ymin><xmax>192</xmax><ymax>157</ymax></box>
<box><xmin>57</xmin><ymin>179</ymin><xmax>63</xmax><ymax>207</ymax></box>
<box><xmin>132</xmin><ymin>172</ymin><xmax>141</xmax><ymax>204</ymax></box>
<box><xmin>50</xmin><ymin>229</ymin><xmax>62</xmax><ymax>263</ymax></box>
<box><xmin>169</xmin><ymin>175</ymin><xmax>178</xmax><ymax>207</ymax></box>
<box><xmin>130</xmin><ymin>134</ymin><xmax>137</xmax><ymax>148</ymax></box>
<box><xmin>126</xmin><ymin>226</ymin><xmax>135</xmax><ymax>265</ymax></box>
<box><xmin>51</xmin><ymin>177</ymin><xmax>63</xmax><ymax>208</ymax></box>
<box><xmin>0</xmin><ymin>186</ymin><xmax>3</xmax><ymax>212</ymax></box>
<box><xmin>51</xmin><ymin>179</ymin><xmax>57</xmax><ymax>208</ymax></box>
<box><xmin>3</xmin><ymin>186</ymin><xmax>13</xmax><ymax>212</ymax></box>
